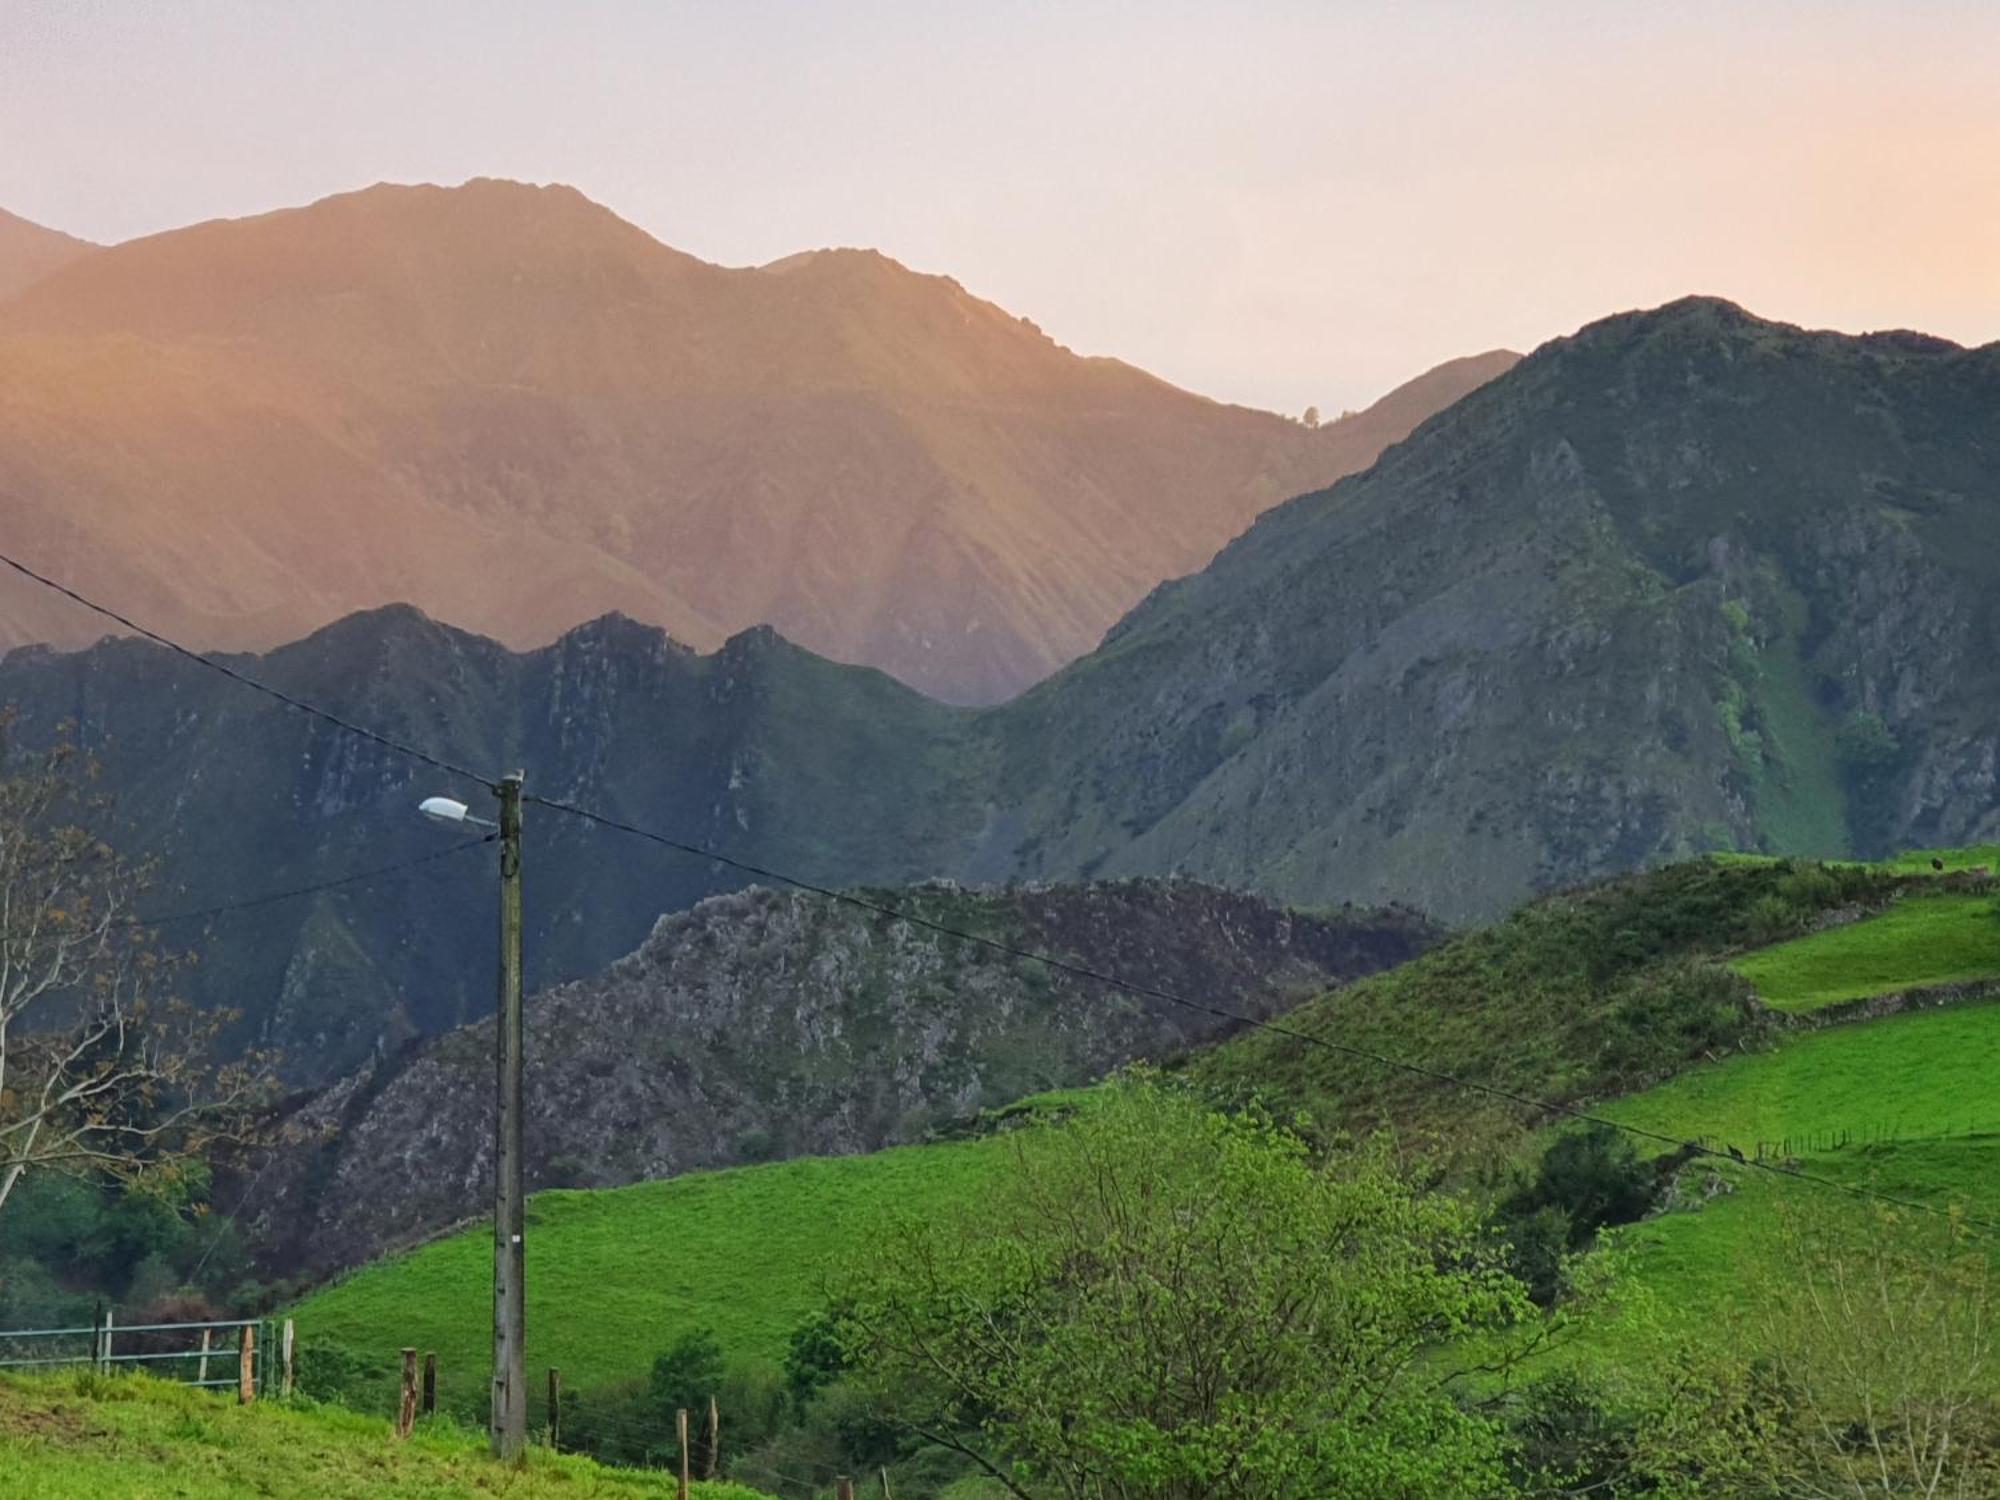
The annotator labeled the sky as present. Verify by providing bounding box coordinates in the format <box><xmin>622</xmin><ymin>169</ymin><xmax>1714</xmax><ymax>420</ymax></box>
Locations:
<box><xmin>3</xmin><ymin>0</ymin><xmax>1997</xmax><ymax>414</ymax></box>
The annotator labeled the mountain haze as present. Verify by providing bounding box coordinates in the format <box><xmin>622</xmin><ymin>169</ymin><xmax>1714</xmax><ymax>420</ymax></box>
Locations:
<box><xmin>0</xmin><ymin>207</ymin><xmax>96</xmax><ymax>301</ymax></box>
<box><xmin>0</xmin><ymin>178</ymin><xmax>1512</xmax><ymax>702</ymax></box>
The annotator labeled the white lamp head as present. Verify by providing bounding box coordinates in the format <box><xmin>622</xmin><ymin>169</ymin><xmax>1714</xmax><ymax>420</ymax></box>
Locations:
<box><xmin>419</xmin><ymin>796</ymin><xmax>472</xmax><ymax>826</ymax></box>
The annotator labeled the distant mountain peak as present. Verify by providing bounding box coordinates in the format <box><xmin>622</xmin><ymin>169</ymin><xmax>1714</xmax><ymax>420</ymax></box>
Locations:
<box><xmin>1559</xmin><ymin>295</ymin><xmax>1974</xmax><ymax>361</ymax></box>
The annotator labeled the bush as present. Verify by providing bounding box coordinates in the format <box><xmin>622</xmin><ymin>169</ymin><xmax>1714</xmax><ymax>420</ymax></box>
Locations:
<box><xmin>1498</xmin><ymin>1125</ymin><xmax>1660</xmax><ymax>1305</ymax></box>
<box><xmin>292</xmin><ymin>1337</ymin><xmax>382</xmax><ymax>1408</ymax></box>
<box><xmin>833</xmin><ymin>1080</ymin><xmax>1534</xmax><ymax>1497</ymax></box>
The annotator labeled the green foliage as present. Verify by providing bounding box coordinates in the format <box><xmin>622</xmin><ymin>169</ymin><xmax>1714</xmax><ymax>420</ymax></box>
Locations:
<box><xmin>0</xmin><ymin>1368</ymin><xmax>776</xmax><ymax>1497</ymax></box>
<box><xmin>1835</xmin><ymin>709</ymin><xmax>1901</xmax><ymax>774</ymax></box>
<box><xmin>0</xmin><ymin>1170</ymin><xmax>255</xmax><ymax>1316</ymax></box>
<box><xmin>555</xmin><ymin>1327</ymin><xmax>751</xmax><ymax>1477</ymax></box>
<box><xmin>0</xmin><ymin>1255</ymin><xmax>92</xmax><ymax>1328</ymax></box>
<box><xmin>1198</xmin><ymin>858</ymin><xmax>1894</xmax><ymax>1135</ymax></box>
<box><xmin>291</xmin><ymin>1337</ymin><xmax>379</xmax><ymax>1409</ymax></box>
<box><xmin>833</xmin><ymin>1081</ymin><xmax>1535</xmax><ymax>1498</ymax></box>
<box><xmin>1513</xmin><ymin>1127</ymin><xmax>1658</xmax><ymax>1235</ymax></box>
<box><xmin>1497</xmin><ymin>1126</ymin><xmax>1657</xmax><ymax>1305</ymax></box>
<box><xmin>782</xmin><ymin>1310</ymin><xmax>847</xmax><ymax>1411</ymax></box>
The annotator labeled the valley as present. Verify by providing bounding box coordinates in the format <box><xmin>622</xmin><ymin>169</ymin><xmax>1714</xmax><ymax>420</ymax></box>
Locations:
<box><xmin>3</xmin><ymin>30</ymin><xmax>1998</xmax><ymax>1486</ymax></box>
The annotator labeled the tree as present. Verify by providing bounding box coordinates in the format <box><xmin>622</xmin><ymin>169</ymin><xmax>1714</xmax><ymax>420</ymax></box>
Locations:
<box><xmin>0</xmin><ymin>723</ymin><xmax>264</xmax><ymax>1220</ymax></box>
<box><xmin>833</xmin><ymin>1081</ymin><xmax>1535</xmax><ymax>1499</ymax></box>
<box><xmin>1301</xmin><ymin>405</ymin><xmax>1321</xmax><ymax>429</ymax></box>
<box><xmin>650</xmin><ymin>1326</ymin><xmax>725</xmax><ymax>1421</ymax></box>
<box><xmin>1749</xmin><ymin>1202</ymin><xmax>2000</xmax><ymax>1498</ymax></box>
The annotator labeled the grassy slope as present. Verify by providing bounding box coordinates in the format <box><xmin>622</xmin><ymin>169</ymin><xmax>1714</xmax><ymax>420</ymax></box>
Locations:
<box><xmin>1584</xmin><ymin>1015</ymin><xmax>2000</xmax><ymax>1358</ymax></box>
<box><xmin>293</xmin><ymin>854</ymin><xmax>2000</xmax><ymax>1411</ymax></box>
<box><xmin>297</xmin><ymin>1137</ymin><xmax>1015</xmax><ymax>1414</ymax></box>
<box><xmin>1193</xmin><ymin>857</ymin><xmax>1904</xmax><ymax>1133</ymax></box>
<box><xmin>1602</xmin><ymin>1001</ymin><xmax>2000</xmax><ymax>1151</ymax></box>
<box><xmin>1732</xmin><ymin>890</ymin><xmax>2000</xmax><ymax>1011</ymax></box>
<box><xmin>0</xmin><ymin>1371</ymin><xmax>770</xmax><ymax>1499</ymax></box>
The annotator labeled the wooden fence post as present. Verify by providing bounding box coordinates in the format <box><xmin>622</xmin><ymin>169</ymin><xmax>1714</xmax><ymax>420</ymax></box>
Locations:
<box><xmin>280</xmin><ymin>1320</ymin><xmax>295</xmax><ymax>1399</ymax></box>
<box><xmin>677</xmin><ymin>1408</ymin><xmax>691</xmax><ymax>1500</ymax></box>
<box><xmin>704</xmin><ymin>1394</ymin><xmax>719</xmax><ymax>1479</ymax></box>
<box><xmin>547</xmin><ymin>1368</ymin><xmax>562</xmax><ymax>1448</ymax></box>
<box><xmin>97</xmin><ymin>1306</ymin><xmax>115</xmax><ymax>1375</ymax></box>
<box><xmin>398</xmin><ymin>1348</ymin><xmax>418</xmax><ymax>1437</ymax></box>
<box><xmin>237</xmin><ymin>1324</ymin><xmax>256</xmax><ymax>1405</ymax></box>
<box><xmin>422</xmin><ymin>1353</ymin><xmax>437</xmax><ymax>1415</ymax></box>
<box><xmin>837</xmin><ymin>1477</ymin><xmax>855</xmax><ymax>1500</ymax></box>
<box><xmin>197</xmin><ymin>1326</ymin><xmax>212</xmax><ymax>1387</ymax></box>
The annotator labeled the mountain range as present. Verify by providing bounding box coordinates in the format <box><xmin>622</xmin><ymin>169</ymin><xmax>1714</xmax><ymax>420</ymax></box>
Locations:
<box><xmin>0</xmin><ymin>178</ymin><xmax>1513</xmax><ymax>703</ymax></box>
<box><xmin>0</xmin><ymin>296</ymin><xmax>1993</xmax><ymax>1085</ymax></box>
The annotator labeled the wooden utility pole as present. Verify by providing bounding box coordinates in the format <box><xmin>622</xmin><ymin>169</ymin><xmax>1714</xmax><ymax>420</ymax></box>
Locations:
<box><xmin>704</xmin><ymin>1395</ymin><xmax>719</xmax><ymax>1479</ymax></box>
<box><xmin>238</xmin><ymin>1325</ymin><xmax>256</xmax><ymax>1405</ymax></box>
<box><xmin>492</xmin><ymin>773</ymin><xmax>528</xmax><ymax>1461</ymax></box>
<box><xmin>676</xmin><ymin>1408</ymin><xmax>691</xmax><ymax>1500</ymax></box>
<box><xmin>398</xmin><ymin>1348</ymin><xmax>419</xmax><ymax>1437</ymax></box>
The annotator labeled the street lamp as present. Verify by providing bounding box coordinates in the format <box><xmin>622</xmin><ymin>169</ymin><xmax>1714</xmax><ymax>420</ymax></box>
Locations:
<box><xmin>419</xmin><ymin>796</ymin><xmax>498</xmax><ymax>831</ymax></box>
<box><xmin>419</xmin><ymin>773</ymin><xmax>526</xmax><ymax>1461</ymax></box>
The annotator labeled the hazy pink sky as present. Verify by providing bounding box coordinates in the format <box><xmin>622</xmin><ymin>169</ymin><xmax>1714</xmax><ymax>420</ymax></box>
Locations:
<box><xmin>4</xmin><ymin>1</ymin><xmax>1996</xmax><ymax>413</ymax></box>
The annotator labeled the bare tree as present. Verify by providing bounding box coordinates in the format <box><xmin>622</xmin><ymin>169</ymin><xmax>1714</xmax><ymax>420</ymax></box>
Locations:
<box><xmin>1751</xmin><ymin>1202</ymin><xmax>2000</xmax><ymax>1499</ymax></box>
<box><xmin>0</xmin><ymin>723</ymin><xmax>265</xmax><ymax>1219</ymax></box>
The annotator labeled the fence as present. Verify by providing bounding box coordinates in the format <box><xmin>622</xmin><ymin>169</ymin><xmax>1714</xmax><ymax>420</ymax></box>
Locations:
<box><xmin>0</xmin><ymin>1312</ymin><xmax>293</xmax><ymax>1400</ymax></box>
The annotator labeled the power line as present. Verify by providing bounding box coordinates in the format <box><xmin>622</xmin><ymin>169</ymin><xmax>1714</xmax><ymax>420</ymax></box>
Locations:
<box><xmin>0</xmin><ymin>550</ymin><xmax>496</xmax><ymax>789</ymax></box>
<box><xmin>0</xmin><ymin>838</ymin><xmax>495</xmax><ymax>948</ymax></box>
<box><xmin>525</xmin><ymin>790</ymin><xmax>2000</xmax><ymax>1238</ymax></box>
<box><xmin>1</xmin><ymin>554</ymin><xmax>1984</xmax><ymax>1236</ymax></box>
<box><xmin>137</xmin><ymin>836</ymin><xmax>495</xmax><ymax>929</ymax></box>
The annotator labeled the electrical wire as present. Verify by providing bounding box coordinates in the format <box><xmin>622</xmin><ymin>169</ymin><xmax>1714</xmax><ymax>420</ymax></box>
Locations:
<box><xmin>0</xmin><ymin>549</ymin><xmax>497</xmax><ymax>790</ymax></box>
<box><xmin>2</xmin><ymin>553</ymin><xmax>1988</xmax><ymax>1237</ymax></box>
<box><xmin>135</xmin><ymin>836</ymin><xmax>495</xmax><ymax>929</ymax></box>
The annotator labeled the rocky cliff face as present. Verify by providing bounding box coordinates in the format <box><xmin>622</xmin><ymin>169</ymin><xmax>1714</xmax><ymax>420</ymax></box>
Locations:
<box><xmin>981</xmin><ymin>299</ymin><xmax>2000</xmax><ymax>916</ymax></box>
<box><xmin>252</xmin><ymin>879</ymin><xmax>1434</xmax><ymax>1274</ymax></box>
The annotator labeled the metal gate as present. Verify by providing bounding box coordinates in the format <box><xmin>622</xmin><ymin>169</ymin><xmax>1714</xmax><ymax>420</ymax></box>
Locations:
<box><xmin>0</xmin><ymin>1313</ymin><xmax>279</xmax><ymax>1394</ymax></box>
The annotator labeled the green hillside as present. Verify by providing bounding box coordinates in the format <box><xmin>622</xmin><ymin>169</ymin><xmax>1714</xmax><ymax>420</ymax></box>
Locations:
<box><xmin>1604</xmin><ymin>1001</ymin><xmax>2000</xmax><ymax>1151</ymax></box>
<box><xmin>295</xmin><ymin>860</ymin><xmax>2000</xmax><ymax>1374</ymax></box>
<box><xmin>1732</xmin><ymin>888</ymin><xmax>2000</xmax><ymax>1011</ymax></box>
<box><xmin>0</xmin><ymin>1370</ymin><xmax>771</xmax><ymax>1498</ymax></box>
<box><xmin>1584</xmin><ymin>1005</ymin><xmax>2000</xmax><ymax>1357</ymax></box>
<box><xmin>288</xmin><ymin>854</ymin><xmax>2000</xmax><ymax>1457</ymax></box>
<box><xmin>297</xmin><ymin>1134</ymin><xmax>1019</xmax><ymax>1415</ymax></box>
<box><xmin>1192</xmin><ymin>855</ymin><xmax>1904</xmax><ymax>1133</ymax></box>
